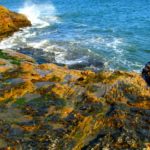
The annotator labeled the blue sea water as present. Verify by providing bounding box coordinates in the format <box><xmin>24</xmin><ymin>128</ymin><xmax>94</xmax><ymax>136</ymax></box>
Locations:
<box><xmin>0</xmin><ymin>0</ymin><xmax>150</xmax><ymax>71</ymax></box>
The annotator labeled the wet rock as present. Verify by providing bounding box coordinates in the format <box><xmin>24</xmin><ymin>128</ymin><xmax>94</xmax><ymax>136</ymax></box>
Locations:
<box><xmin>142</xmin><ymin>62</ymin><xmax>150</xmax><ymax>85</ymax></box>
<box><xmin>36</xmin><ymin>69</ymin><xmax>52</xmax><ymax>77</ymax></box>
<box><xmin>35</xmin><ymin>81</ymin><xmax>53</xmax><ymax>89</ymax></box>
<box><xmin>23</xmin><ymin>93</ymin><xmax>41</xmax><ymax>101</ymax></box>
<box><xmin>6</xmin><ymin>78</ymin><xmax>25</xmax><ymax>85</ymax></box>
<box><xmin>19</xmin><ymin>47</ymin><xmax>56</xmax><ymax>64</ymax></box>
<box><xmin>3</xmin><ymin>49</ymin><xmax>35</xmax><ymax>63</ymax></box>
<box><xmin>9</xmin><ymin>126</ymin><xmax>24</xmax><ymax>137</ymax></box>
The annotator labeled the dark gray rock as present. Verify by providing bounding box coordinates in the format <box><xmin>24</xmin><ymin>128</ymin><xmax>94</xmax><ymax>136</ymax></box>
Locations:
<box><xmin>142</xmin><ymin>62</ymin><xmax>150</xmax><ymax>85</ymax></box>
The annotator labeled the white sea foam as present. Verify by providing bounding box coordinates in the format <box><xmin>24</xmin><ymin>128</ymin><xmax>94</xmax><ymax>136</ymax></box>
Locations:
<box><xmin>0</xmin><ymin>28</ymin><xmax>35</xmax><ymax>49</ymax></box>
<box><xmin>0</xmin><ymin>1</ymin><xmax>143</xmax><ymax>72</ymax></box>
<box><xmin>63</xmin><ymin>56</ymin><xmax>88</xmax><ymax>65</ymax></box>
<box><xmin>106</xmin><ymin>38</ymin><xmax>123</xmax><ymax>52</ymax></box>
<box><xmin>27</xmin><ymin>40</ymin><xmax>68</xmax><ymax>63</ymax></box>
<box><xmin>19</xmin><ymin>1</ymin><xmax>59</xmax><ymax>28</ymax></box>
<box><xmin>27</xmin><ymin>39</ymin><xmax>91</xmax><ymax>65</ymax></box>
<box><xmin>82</xmin><ymin>36</ymin><xmax>141</xmax><ymax>71</ymax></box>
<box><xmin>0</xmin><ymin>1</ymin><xmax>59</xmax><ymax>50</ymax></box>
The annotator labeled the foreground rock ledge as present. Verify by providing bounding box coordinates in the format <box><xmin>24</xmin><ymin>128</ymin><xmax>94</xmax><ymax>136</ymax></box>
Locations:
<box><xmin>0</xmin><ymin>49</ymin><xmax>149</xmax><ymax>149</ymax></box>
<box><xmin>0</xmin><ymin>6</ymin><xmax>31</xmax><ymax>40</ymax></box>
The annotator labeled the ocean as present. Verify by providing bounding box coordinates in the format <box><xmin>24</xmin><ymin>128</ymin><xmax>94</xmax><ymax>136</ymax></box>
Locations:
<box><xmin>0</xmin><ymin>0</ymin><xmax>150</xmax><ymax>72</ymax></box>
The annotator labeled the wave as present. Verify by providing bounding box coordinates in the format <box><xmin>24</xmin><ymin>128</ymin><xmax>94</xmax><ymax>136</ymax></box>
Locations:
<box><xmin>0</xmin><ymin>1</ymin><xmax>143</xmax><ymax>72</ymax></box>
<box><xmin>19</xmin><ymin>1</ymin><xmax>59</xmax><ymax>28</ymax></box>
<box><xmin>27</xmin><ymin>40</ymin><xmax>90</xmax><ymax>65</ymax></box>
<box><xmin>0</xmin><ymin>1</ymin><xmax>59</xmax><ymax>49</ymax></box>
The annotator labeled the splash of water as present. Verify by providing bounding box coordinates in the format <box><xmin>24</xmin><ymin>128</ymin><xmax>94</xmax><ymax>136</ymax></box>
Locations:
<box><xmin>0</xmin><ymin>1</ymin><xmax>59</xmax><ymax>49</ymax></box>
<box><xmin>19</xmin><ymin>1</ymin><xmax>59</xmax><ymax>28</ymax></box>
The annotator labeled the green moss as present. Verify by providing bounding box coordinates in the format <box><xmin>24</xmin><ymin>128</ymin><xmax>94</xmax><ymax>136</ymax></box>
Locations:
<box><xmin>74</xmin><ymin>131</ymin><xmax>82</xmax><ymax>139</ymax></box>
<box><xmin>25</xmin><ymin>94</ymin><xmax>52</xmax><ymax>107</ymax></box>
<box><xmin>0</xmin><ymin>50</ymin><xmax>8</xmax><ymax>59</ymax></box>
<box><xmin>10</xmin><ymin>59</ymin><xmax>21</xmax><ymax>65</ymax></box>
<box><xmin>49</xmin><ymin>75</ymin><xmax>61</xmax><ymax>82</ymax></box>
<box><xmin>108</xmin><ymin>73</ymin><xmax>121</xmax><ymax>80</ymax></box>
<box><xmin>0</xmin><ymin>50</ymin><xmax>21</xmax><ymax>65</ymax></box>
<box><xmin>0</xmin><ymin>50</ymin><xmax>13</xmax><ymax>60</ymax></box>
<box><xmin>14</xmin><ymin>98</ymin><xmax>26</xmax><ymax>106</ymax></box>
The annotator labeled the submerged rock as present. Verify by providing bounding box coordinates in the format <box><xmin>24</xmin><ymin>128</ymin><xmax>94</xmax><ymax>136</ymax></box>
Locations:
<box><xmin>0</xmin><ymin>5</ymin><xmax>31</xmax><ymax>40</ymax></box>
<box><xmin>142</xmin><ymin>62</ymin><xmax>150</xmax><ymax>85</ymax></box>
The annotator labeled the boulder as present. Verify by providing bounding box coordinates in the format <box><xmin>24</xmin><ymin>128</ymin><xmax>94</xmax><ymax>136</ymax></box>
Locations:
<box><xmin>0</xmin><ymin>6</ymin><xmax>31</xmax><ymax>40</ymax></box>
<box><xmin>142</xmin><ymin>62</ymin><xmax>150</xmax><ymax>85</ymax></box>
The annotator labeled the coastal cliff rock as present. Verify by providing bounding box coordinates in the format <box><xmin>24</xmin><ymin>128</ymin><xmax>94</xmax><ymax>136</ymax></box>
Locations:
<box><xmin>0</xmin><ymin>49</ymin><xmax>149</xmax><ymax>149</ymax></box>
<box><xmin>0</xmin><ymin>6</ymin><xmax>31</xmax><ymax>40</ymax></box>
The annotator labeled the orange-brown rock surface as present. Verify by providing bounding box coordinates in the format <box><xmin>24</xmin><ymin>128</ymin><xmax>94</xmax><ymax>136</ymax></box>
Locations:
<box><xmin>0</xmin><ymin>6</ymin><xmax>31</xmax><ymax>40</ymax></box>
<box><xmin>0</xmin><ymin>49</ymin><xmax>149</xmax><ymax>149</ymax></box>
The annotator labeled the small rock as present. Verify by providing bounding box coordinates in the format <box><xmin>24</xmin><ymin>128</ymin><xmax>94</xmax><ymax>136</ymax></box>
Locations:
<box><xmin>35</xmin><ymin>81</ymin><xmax>53</xmax><ymax>89</ymax></box>
<box><xmin>6</xmin><ymin>78</ymin><xmax>25</xmax><ymax>85</ymax></box>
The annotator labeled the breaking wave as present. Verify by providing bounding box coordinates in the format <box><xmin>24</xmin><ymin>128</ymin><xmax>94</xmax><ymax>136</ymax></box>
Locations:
<box><xmin>19</xmin><ymin>1</ymin><xmax>59</xmax><ymax>28</ymax></box>
<box><xmin>0</xmin><ymin>1</ymin><xmax>144</xmax><ymax>72</ymax></box>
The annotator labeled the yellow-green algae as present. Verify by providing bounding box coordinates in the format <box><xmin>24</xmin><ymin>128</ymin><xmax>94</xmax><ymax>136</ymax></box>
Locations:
<box><xmin>0</xmin><ymin>50</ymin><xmax>149</xmax><ymax>149</ymax></box>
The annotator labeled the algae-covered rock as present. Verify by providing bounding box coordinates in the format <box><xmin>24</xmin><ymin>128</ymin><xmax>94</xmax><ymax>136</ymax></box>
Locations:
<box><xmin>0</xmin><ymin>6</ymin><xmax>31</xmax><ymax>40</ymax></box>
<box><xmin>0</xmin><ymin>50</ymin><xmax>149</xmax><ymax>149</ymax></box>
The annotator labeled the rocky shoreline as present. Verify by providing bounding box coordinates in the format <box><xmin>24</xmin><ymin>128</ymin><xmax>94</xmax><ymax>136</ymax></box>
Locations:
<box><xmin>0</xmin><ymin>6</ymin><xmax>31</xmax><ymax>40</ymax></box>
<box><xmin>0</xmin><ymin>6</ymin><xmax>149</xmax><ymax>150</ymax></box>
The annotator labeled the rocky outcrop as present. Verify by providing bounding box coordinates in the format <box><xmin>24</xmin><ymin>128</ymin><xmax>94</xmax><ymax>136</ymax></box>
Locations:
<box><xmin>0</xmin><ymin>49</ymin><xmax>149</xmax><ymax>149</ymax></box>
<box><xmin>0</xmin><ymin>6</ymin><xmax>31</xmax><ymax>40</ymax></box>
<box><xmin>142</xmin><ymin>62</ymin><xmax>150</xmax><ymax>85</ymax></box>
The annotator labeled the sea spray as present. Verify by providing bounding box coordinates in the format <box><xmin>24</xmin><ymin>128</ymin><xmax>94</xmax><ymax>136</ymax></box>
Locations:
<box><xmin>19</xmin><ymin>1</ymin><xmax>59</xmax><ymax>28</ymax></box>
<box><xmin>0</xmin><ymin>1</ymin><xmax>60</xmax><ymax>49</ymax></box>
